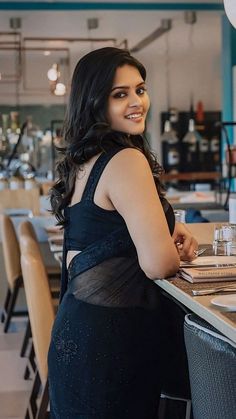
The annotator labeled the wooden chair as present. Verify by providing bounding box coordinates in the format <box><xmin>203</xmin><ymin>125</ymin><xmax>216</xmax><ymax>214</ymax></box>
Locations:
<box><xmin>0</xmin><ymin>214</ymin><xmax>27</xmax><ymax>332</ymax></box>
<box><xmin>18</xmin><ymin>220</ymin><xmax>61</xmax><ymax>295</ymax></box>
<box><xmin>0</xmin><ymin>188</ymin><xmax>40</xmax><ymax>216</ymax></box>
<box><xmin>40</xmin><ymin>181</ymin><xmax>54</xmax><ymax>197</ymax></box>
<box><xmin>18</xmin><ymin>220</ymin><xmax>60</xmax><ymax>369</ymax></box>
<box><xmin>20</xmin><ymin>235</ymin><xmax>55</xmax><ymax>419</ymax></box>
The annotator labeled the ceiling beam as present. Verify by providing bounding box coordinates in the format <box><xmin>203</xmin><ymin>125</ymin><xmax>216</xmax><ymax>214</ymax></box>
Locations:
<box><xmin>0</xmin><ymin>3</ymin><xmax>224</xmax><ymax>12</ymax></box>
<box><xmin>130</xmin><ymin>19</ymin><xmax>172</xmax><ymax>52</ymax></box>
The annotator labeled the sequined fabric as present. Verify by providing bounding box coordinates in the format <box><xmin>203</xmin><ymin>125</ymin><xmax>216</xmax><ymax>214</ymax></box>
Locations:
<box><xmin>48</xmin><ymin>148</ymin><xmax>175</xmax><ymax>418</ymax></box>
<box><xmin>48</xmin><ymin>294</ymin><xmax>165</xmax><ymax>419</ymax></box>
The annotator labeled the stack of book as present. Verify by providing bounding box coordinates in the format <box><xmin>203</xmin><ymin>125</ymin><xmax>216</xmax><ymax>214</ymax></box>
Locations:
<box><xmin>178</xmin><ymin>256</ymin><xmax>236</xmax><ymax>283</ymax></box>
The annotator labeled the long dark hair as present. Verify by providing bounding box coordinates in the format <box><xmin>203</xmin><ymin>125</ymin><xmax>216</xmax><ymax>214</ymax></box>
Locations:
<box><xmin>50</xmin><ymin>47</ymin><xmax>164</xmax><ymax>225</ymax></box>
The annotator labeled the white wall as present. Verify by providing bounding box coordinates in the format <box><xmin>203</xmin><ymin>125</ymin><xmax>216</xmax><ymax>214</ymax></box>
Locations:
<box><xmin>0</xmin><ymin>10</ymin><xmax>222</xmax><ymax>160</ymax></box>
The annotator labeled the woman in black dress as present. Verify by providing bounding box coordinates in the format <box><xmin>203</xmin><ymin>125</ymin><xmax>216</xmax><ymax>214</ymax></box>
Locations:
<box><xmin>48</xmin><ymin>47</ymin><xmax>198</xmax><ymax>418</ymax></box>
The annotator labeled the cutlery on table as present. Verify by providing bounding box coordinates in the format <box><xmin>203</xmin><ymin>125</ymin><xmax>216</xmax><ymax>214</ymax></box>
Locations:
<box><xmin>192</xmin><ymin>286</ymin><xmax>236</xmax><ymax>296</ymax></box>
<box><xmin>193</xmin><ymin>248</ymin><xmax>207</xmax><ymax>257</ymax></box>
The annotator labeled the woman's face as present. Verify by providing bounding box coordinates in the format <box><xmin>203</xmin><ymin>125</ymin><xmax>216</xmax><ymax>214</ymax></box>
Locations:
<box><xmin>107</xmin><ymin>64</ymin><xmax>150</xmax><ymax>135</ymax></box>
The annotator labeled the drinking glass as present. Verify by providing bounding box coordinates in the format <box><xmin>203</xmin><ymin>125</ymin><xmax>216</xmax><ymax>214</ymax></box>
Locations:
<box><xmin>174</xmin><ymin>209</ymin><xmax>186</xmax><ymax>223</ymax></box>
<box><xmin>212</xmin><ymin>224</ymin><xmax>233</xmax><ymax>256</ymax></box>
<box><xmin>226</xmin><ymin>224</ymin><xmax>236</xmax><ymax>256</ymax></box>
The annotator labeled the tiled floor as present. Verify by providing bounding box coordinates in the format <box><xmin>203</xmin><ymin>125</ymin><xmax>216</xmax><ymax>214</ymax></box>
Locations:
<box><xmin>0</xmin><ymin>318</ymin><xmax>32</xmax><ymax>419</ymax></box>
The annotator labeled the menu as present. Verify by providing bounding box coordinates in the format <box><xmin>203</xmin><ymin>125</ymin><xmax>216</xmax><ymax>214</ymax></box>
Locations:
<box><xmin>179</xmin><ymin>256</ymin><xmax>236</xmax><ymax>283</ymax></box>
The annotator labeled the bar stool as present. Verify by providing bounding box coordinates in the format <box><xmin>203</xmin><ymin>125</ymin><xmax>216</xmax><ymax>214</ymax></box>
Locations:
<box><xmin>18</xmin><ymin>220</ymin><xmax>60</xmax><ymax>377</ymax></box>
<box><xmin>0</xmin><ymin>214</ymin><xmax>27</xmax><ymax>332</ymax></box>
<box><xmin>20</xmin><ymin>234</ymin><xmax>55</xmax><ymax>419</ymax></box>
<box><xmin>159</xmin><ymin>291</ymin><xmax>192</xmax><ymax>419</ymax></box>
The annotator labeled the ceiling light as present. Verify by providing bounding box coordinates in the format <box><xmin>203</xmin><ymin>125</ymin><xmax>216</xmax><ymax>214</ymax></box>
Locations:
<box><xmin>44</xmin><ymin>51</ymin><xmax>51</xmax><ymax>56</ymax></box>
<box><xmin>54</xmin><ymin>82</ymin><xmax>66</xmax><ymax>96</ymax></box>
<box><xmin>47</xmin><ymin>64</ymin><xmax>58</xmax><ymax>81</ymax></box>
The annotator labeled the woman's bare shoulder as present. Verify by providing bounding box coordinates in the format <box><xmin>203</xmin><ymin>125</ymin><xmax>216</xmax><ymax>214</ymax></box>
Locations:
<box><xmin>108</xmin><ymin>147</ymin><xmax>149</xmax><ymax>173</ymax></box>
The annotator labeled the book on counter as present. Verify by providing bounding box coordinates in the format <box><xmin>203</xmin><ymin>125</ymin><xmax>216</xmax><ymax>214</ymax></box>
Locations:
<box><xmin>179</xmin><ymin>256</ymin><xmax>236</xmax><ymax>283</ymax></box>
<box><xmin>178</xmin><ymin>266</ymin><xmax>236</xmax><ymax>283</ymax></box>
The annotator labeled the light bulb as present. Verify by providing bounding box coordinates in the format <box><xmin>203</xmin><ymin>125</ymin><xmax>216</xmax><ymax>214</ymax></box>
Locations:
<box><xmin>161</xmin><ymin>120</ymin><xmax>179</xmax><ymax>144</ymax></box>
<box><xmin>183</xmin><ymin>118</ymin><xmax>201</xmax><ymax>146</ymax></box>
<box><xmin>54</xmin><ymin>82</ymin><xmax>66</xmax><ymax>96</ymax></box>
<box><xmin>47</xmin><ymin>64</ymin><xmax>58</xmax><ymax>81</ymax></box>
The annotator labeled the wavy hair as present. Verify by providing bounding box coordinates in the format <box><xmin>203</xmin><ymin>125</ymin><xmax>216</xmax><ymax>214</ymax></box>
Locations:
<box><xmin>50</xmin><ymin>47</ymin><xmax>164</xmax><ymax>224</ymax></box>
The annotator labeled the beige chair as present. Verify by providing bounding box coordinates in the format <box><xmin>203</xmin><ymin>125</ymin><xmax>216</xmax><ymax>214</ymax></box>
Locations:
<box><xmin>40</xmin><ymin>181</ymin><xmax>54</xmax><ymax>197</ymax></box>
<box><xmin>20</xmin><ymin>235</ymin><xmax>55</xmax><ymax>419</ymax></box>
<box><xmin>0</xmin><ymin>188</ymin><xmax>40</xmax><ymax>216</ymax></box>
<box><xmin>0</xmin><ymin>214</ymin><xmax>26</xmax><ymax>332</ymax></box>
<box><xmin>17</xmin><ymin>220</ymin><xmax>60</xmax><ymax>367</ymax></box>
<box><xmin>18</xmin><ymin>220</ymin><xmax>61</xmax><ymax>293</ymax></box>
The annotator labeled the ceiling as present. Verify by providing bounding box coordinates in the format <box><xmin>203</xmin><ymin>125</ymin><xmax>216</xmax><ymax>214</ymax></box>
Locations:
<box><xmin>0</xmin><ymin>1</ymin><xmax>224</xmax><ymax>103</ymax></box>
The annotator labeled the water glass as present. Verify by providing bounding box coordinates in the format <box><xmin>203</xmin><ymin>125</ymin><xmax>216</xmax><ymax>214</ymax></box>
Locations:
<box><xmin>174</xmin><ymin>209</ymin><xmax>186</xmax><ymax>223</ymax></box>
<box><xmin>226</xmin><ymin>224</ymin><xmax>236</xmax><ymax>256</ymax></box>
<box><xmin>212</xmin><ymin>224</ymin><xmax>235</xmax><ymax>256</ymax></box>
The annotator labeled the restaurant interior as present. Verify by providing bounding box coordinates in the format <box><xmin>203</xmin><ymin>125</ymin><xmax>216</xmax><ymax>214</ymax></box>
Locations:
<box><xmin>0</xmin><ymin>1</ymin><xmax>236</xmax><ymax>418</ymax></box>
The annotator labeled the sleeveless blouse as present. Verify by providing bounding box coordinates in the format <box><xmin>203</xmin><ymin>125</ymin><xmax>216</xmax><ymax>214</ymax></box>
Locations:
<box><xmin>60</xmin><ymin>147</ymin><xmax>175</xmax><ymax>308</ymax></box>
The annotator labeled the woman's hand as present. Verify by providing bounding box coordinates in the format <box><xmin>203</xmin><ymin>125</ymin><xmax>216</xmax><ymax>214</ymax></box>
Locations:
<box><xmin>173</xmin><ymin>222</ymin><xmax>199</xmax><ymax>262</ymax></box>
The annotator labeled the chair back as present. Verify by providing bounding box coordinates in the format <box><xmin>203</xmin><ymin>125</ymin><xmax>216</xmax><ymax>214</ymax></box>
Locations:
<box><xmin>0</xmin><ymin>188</ymin><xmax>40</xmax><ymax>216</ymax></box>
<box><xmin>40</xmin><ymin>181</ymin><xmax>54</xmax><ymax>196</ymax></box>
<box><xmin>0</xmin><ymin>214</ymin><xmax>21</xmax><ymax>289</ymax></box>
<box><xmin>18</xmin><ymin>219</ymin><xmax>38</xmax><ymax>245</ymax></box>
<box><xmin>20</xmin><ymin>235</ymin><xmax>55</xmax><ymax>383</ymax></box>
<box><xmin>184</xmin><ymin>313</ymin><xmax>236</xmax><ymax>419</ymax></box>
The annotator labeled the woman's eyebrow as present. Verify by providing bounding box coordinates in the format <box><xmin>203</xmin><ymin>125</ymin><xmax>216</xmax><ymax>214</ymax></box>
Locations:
<box><xmin>111</xmin><ymin>81</ymin><xmax>145</xmax><ymax>92</ymax></box>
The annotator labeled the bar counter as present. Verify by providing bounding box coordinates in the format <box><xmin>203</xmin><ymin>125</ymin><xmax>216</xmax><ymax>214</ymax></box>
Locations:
<box><xmin>155</xmin><ymin>276</ymin><xmax>236</xmax><ymax>344</ymax></box>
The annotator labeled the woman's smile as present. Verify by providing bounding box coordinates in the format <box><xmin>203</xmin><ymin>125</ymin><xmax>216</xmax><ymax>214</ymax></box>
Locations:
<box><xmin>125</xmin><ymin>112</ymin><xmax>144</xmax><ymax>121</ymax></box>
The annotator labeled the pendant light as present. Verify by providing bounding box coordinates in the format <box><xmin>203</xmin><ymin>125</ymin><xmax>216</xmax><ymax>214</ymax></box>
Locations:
<box><xmin>161</xmin><ymin>27</ymin><xmax>179</xmax><ymax>145</ymax></box>
<box><xmin>161</xmin><ymin>28</ymin><xmax>180</xmax><ymax>175</ymax></box>
<box><xmin>182</xmin><ymin>12</ymin><xmax>202</xmax><ymax>162</ymax></box>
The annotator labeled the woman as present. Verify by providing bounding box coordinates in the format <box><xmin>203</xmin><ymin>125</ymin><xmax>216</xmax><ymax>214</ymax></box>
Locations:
<box><xmin>48</xmin><ymin>47</ymin><xmax>198</xmax><ymax>418</ymax></box>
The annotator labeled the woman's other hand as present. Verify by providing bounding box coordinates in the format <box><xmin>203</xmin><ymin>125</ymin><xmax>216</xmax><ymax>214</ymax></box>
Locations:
<box><xmin>173</xmin><ymin>222</ymin><xmax>198</xmax><ymax>262</ymax></box>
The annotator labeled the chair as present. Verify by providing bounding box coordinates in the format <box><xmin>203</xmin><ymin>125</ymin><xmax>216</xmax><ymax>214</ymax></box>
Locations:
<box><xmin>18</xmin><ymin>220</ymin><xmax>60</xmax><ymax>365</ymax></box>
<box><xmin>0</xmin><ymin>188</ymin><xmax>41</xmax><ymax>216</ymax></box>
<box><xmin>158</xmin><ymin>291</ymin><xmax>192</xmax><ymax>419</ymax></box>
<box><xmin>0</xmin><ymin>214</ymin><xmax>27</xmax><ymax>332</ymax></box>
<box><xmin>40</xmin><ymin>181</ymin><xmax>54</xmax><ymax>196</ymax></box>
<box><xmin>184</xmin><ymin>313</ymin><xmax>236</xmax><ymax>419</ymax></box>
<box><xmin>20</xmin><ymin>235</ymin><xmax>55</xmax><ymax>419</ymax></box>
<box><xmin>18</xmin><ymin>220</ymin><xmax>61</xmax><ymax>294</ymax></box>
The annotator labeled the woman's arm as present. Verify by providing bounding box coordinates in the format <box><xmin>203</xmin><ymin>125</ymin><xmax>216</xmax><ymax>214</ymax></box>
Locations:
<box><xmin>104</xmin><ymin>148</ymin><xmax>180</xmax><ymax>279</ymax></box>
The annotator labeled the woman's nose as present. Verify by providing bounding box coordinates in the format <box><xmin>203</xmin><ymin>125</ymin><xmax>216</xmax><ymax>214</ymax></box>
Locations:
<box><xmin>128</xmin><ymin>91</ymin><xmax>142</xmax><ymax>107</ymax></box>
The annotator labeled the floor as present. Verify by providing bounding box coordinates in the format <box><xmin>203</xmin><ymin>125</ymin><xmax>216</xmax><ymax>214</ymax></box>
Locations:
<box><xmin>0</xmin><ymin>317</ymin><xmax>32</xmax><ymax>419</ymax></box>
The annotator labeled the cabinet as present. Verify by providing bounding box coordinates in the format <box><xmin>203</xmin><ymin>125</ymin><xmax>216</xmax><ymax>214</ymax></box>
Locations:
<box><xmin>161</xmin><ymin>111</ymin><xmax>222</xmax><ymax>190</ymax></box>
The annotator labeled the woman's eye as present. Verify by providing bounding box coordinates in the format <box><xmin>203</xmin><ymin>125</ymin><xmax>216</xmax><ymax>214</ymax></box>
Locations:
<box><xmin>113</xmin><ymin>91</ymin><xmax>126</xmax><ymax>99</ymax></box>
<box><xmin>136</xmin><ymin>87</ymin><xmax>147</xmax><ymax>95</ymax></box>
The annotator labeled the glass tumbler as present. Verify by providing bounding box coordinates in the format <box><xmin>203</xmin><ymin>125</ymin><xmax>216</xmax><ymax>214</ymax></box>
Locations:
<box><xmin>212</xmin><ymin>224</ymin><xmax>233</xmax><ymax>256</ymax></box>
<box><xmin>226</xmin><ymin>224</ymin><xmax>236</xmax><ymax>256</ymax></box>
<box><xmin>174</xmin><ymin>209</ymin><xmax>186</xmax><ymax>223</ymax></box>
